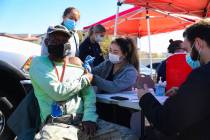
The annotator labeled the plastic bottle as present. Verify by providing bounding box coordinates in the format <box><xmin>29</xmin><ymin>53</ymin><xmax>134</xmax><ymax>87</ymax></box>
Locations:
<box><xmin>155</xmin><ymin>77</ymin><xmax>166</xmax><ymax>96</ymax></box>
<box><xmin>82</xmin><ymin>55</ymin><xmax>95</xmax><ymax>72</ymax></box>
<box><xmin>51</xmin><ymin>102</ymin><xmax>63</xmax><ymax>118</ymax></box>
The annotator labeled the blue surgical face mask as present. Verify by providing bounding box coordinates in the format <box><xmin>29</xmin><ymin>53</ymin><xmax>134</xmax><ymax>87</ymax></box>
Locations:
<box><xmin>186</xmin><ymin>54</ymin><xmax>200</xmax><ymax>69</ymax></box>
<box><xmin>63</xmin><ymin>19</ymin><xmax>76</xmax><ymax>30</ymax></box>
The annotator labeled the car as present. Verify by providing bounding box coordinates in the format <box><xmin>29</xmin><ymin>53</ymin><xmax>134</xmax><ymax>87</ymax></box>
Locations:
<box><xmin>0</xmin><ymin>36</ymin><xmax>41</xmax><ymax>70</ymax></box>
<box><xmin>140</xmin><ymin>64</ymin><xmax>156</xmax><ymax>76</ymax></box>
<box><xmin>146</xmin><ymin>62</ymin><xmax>161</xmax><ymax>71</ymax></box>
<box><xmin>0</xmin><ymin>36</ymin><xmax>41</xmax><ymax>139</ymax></box>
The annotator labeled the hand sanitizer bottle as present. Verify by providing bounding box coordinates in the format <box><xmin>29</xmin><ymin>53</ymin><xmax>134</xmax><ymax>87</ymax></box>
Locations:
<box><xmin>155</xmin><ymin>77</ymin><xmax>166</xmax><ymax>96</ymax></box>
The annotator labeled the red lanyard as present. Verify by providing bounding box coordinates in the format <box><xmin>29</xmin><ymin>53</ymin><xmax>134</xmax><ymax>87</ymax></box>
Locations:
<box><xmin>51</xmin><ymin>60</ymin><xmax>66</xmax><ymax>82</ymax></box>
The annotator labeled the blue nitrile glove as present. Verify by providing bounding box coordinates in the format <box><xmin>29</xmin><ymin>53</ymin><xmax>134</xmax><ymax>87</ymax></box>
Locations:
<box><xmin>83</xmin><ymin>55</ymin><xmax>95</xmax><ymax>73</ymax></box>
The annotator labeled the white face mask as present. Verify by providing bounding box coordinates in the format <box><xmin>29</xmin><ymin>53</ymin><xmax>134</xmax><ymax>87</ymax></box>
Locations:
<box><xmin>109</xmin><ymin>53</ymin><xmax>122</xmax><ymax>64</ymax></box>
<box><xmin>95</xmin><ymin>35</ymin><xmax>104</xmax><ymax>42</ymax></box>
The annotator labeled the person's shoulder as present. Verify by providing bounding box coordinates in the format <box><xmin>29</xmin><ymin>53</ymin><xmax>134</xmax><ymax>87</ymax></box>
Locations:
<box><xmin>157</xmin><ymin>60</ymin><xmax>166</xmax><ymax>68</ymax></box>
<box><xmin>93</xmin><ymin>60</ymin><xmax>112</xmax><ymax>70</ymax></box>
<box><xmin>162</xmin><ymin>60</ymin><xmax>166</xmax><ymax>65</ymax></box>
<box><xmin>195</xmin><ymin>62</ymin><xmax>210</xmax><ymax>75</ymax></box>
<box><xmin>100</xmin><ymin>60</ymin><xmax>112</xmax><ymax>66</ymax></box>
<box><xmin>187</xmin><ymin>63</ymin><xmax>210</xmax><ymax>81</ymax></box>
<box><xmin>31</xmin><ymin>56</ymin><xmax>50</xmax><ymax>70</ymax></box>
<box><xmin>79</xmin><ymin>40</ymin><xmax>86</xmax><ymax>50</ymax></box>
<box><xmin>67</xmin><ymin>57</ymin><xmax>83</xmax><ymax>67</ymax></box>
<box><xmin>70</xmin><ymin>31</ymin><xmax>79</xmax><ymax>39</ymax></box>
<box><xmin>80</xmin><ymin>37</ymin><xmax>90</xmax><ymax>46</ymax></box>
<box><xmin>202</xmin><ymin>62</ymin><xmax>210</xmax><ymax>69</ymax></box>
<box><xmin>30</xmin><ymin>56</ymin><xmax>49</xmax><ymax>73</ymax></box>
<box><xmin>126</xmin><ymin>64</ymin><xmax>138</xmax><ymax>71</ymax></box>
<box><xmin>31</xmin><ymin>56</ymin><xmax>48</xmax><ymax>64</ymax></box>
<box><xmin>122</xmin><ymin>64</ymin><xmax>138</xmax><ymax>75</ymax></box>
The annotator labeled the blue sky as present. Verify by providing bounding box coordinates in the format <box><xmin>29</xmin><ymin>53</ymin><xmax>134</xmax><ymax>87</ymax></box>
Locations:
<box><xmin>0</xmin><ymin>0</ymin><xmax>184</xmax><ymax>53</ymax></box>
<box><xmin>0</xmin><ymin>0</ymin><xmax>132</xmax><ymax>34</ymax></box>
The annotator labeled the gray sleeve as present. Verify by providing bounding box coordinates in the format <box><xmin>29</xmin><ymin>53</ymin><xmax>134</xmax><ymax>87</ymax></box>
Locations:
<box><xmin>92</xmin><ymin>61</ymin><xmax>109</xmax><ymax>76</ymax></box>
<box><xmin>93</xmin><ymin>68</ymin><xmax>138</xmax><ymax>93</ymax></box>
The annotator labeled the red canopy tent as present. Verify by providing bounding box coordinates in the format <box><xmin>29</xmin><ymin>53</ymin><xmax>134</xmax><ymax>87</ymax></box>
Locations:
<box><xmin>83</xmin><ymin>7</ymin><xmax>195</xmax><ymax>37</ymax></box>
<box><xmin>83</xmin><ymin>7</ymin><xmax>196</xmax><ymax>37</ymax></box>
<box><xmin>83</xmin><ymin>6</ymin><xmax>196</xmax><ymax>76</ymax></box>
<box><xmin>123</xmin><ymin>0</ymin><xmax>210</xmax><ymax>17</ymax></box>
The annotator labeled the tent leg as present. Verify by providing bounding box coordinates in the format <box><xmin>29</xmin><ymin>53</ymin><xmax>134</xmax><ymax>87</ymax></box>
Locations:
<box><xmin>146</xmin><ymin>10</ymin><xmax>153</xmax><ymax>78</ymax></box>
<box><xmin>205</xmin><ymin>2</ymin><xmax>210</xmax><ymax>17</ymax></box>
<box><xmin>113</xmin><ymin>0</ymin><xmax>122</xmax><ymax>37</ymax></box>
<box><xmin>137</xmin><ymin>37</ymin><xmax>141</xmax><ymax>68</ymax></box>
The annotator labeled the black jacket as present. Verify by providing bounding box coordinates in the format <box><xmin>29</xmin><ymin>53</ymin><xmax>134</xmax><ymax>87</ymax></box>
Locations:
<box><xmin>7</xmin><ymin>91</ymin><xmax>41</xmax><ymax>139</ymax></box>
<box><xmin>140</xmin><ymin>61</ymin><xmax>210</xmax><ymax>140</ymax></box>
<box><xmin>79</xmin><ymin>37</ymin><xmax>104</xmax><ymax>66</ymax></box>
<box><xmin>156</xmin><ymin>60</ymin><xmax>166</xmax><ymax>82</ymax></box>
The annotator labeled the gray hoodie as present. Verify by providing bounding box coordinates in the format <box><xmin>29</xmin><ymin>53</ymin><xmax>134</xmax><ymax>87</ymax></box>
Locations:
<box><xmin>92</xmin><ymin>60</ymin><xmax>138</xmax><ymax>93</ymax></box>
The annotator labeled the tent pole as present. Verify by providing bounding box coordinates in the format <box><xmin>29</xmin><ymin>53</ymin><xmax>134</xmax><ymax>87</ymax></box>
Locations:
<box><xmin>146</xmin><ymin>9</ymin><xmax>153</xmax><ymax>78</ymax></box>
<box><xmin>205</xmin><ymin>2</ymin><xmax>210</xmax><ymax>17</ymax></box>
<box><xmin>137</xmin><ymin>37</ymin><xmax>141</xmax><ymax>67</ymax></box>
<box><xmin>114</xmin><ymin>0</ymin><xmax>122</xmax><ymax>37</ymax></box>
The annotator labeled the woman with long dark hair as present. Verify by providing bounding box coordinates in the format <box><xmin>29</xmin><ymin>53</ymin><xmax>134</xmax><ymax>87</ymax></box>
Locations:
<box><xmin>92</xmin><ymin>37</ymin><xmax>139</xmax><ymax>93</ymax></box>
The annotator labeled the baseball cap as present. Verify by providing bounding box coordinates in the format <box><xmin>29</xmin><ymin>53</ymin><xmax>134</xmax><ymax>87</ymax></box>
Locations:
<box><xmin>47</xmin><ymin>25</ymin><xmax>71</xmax><ymax>37</ymax></box>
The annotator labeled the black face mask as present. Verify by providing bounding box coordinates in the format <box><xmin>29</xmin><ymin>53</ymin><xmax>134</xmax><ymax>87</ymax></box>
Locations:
<box><xmin>48</xmin><ymin>43</ymin><xmax>71</xmax><ymax>59</ymax></box>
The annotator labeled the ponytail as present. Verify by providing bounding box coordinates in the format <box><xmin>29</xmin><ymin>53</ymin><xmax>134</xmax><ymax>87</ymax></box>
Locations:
<box><xmin>88</xmin><ymin>26</ymin><xmax>95</xmax><ymax>36</ymax></box>
<box><xmin>167</xmin><ymin>39</ymin><xmax>183</xmax><ymax>53</ymax></box>
<box><xmin>126</xmin><ymin>38</ymin><xmax>139</xmax><ymax>72</ymax></box>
